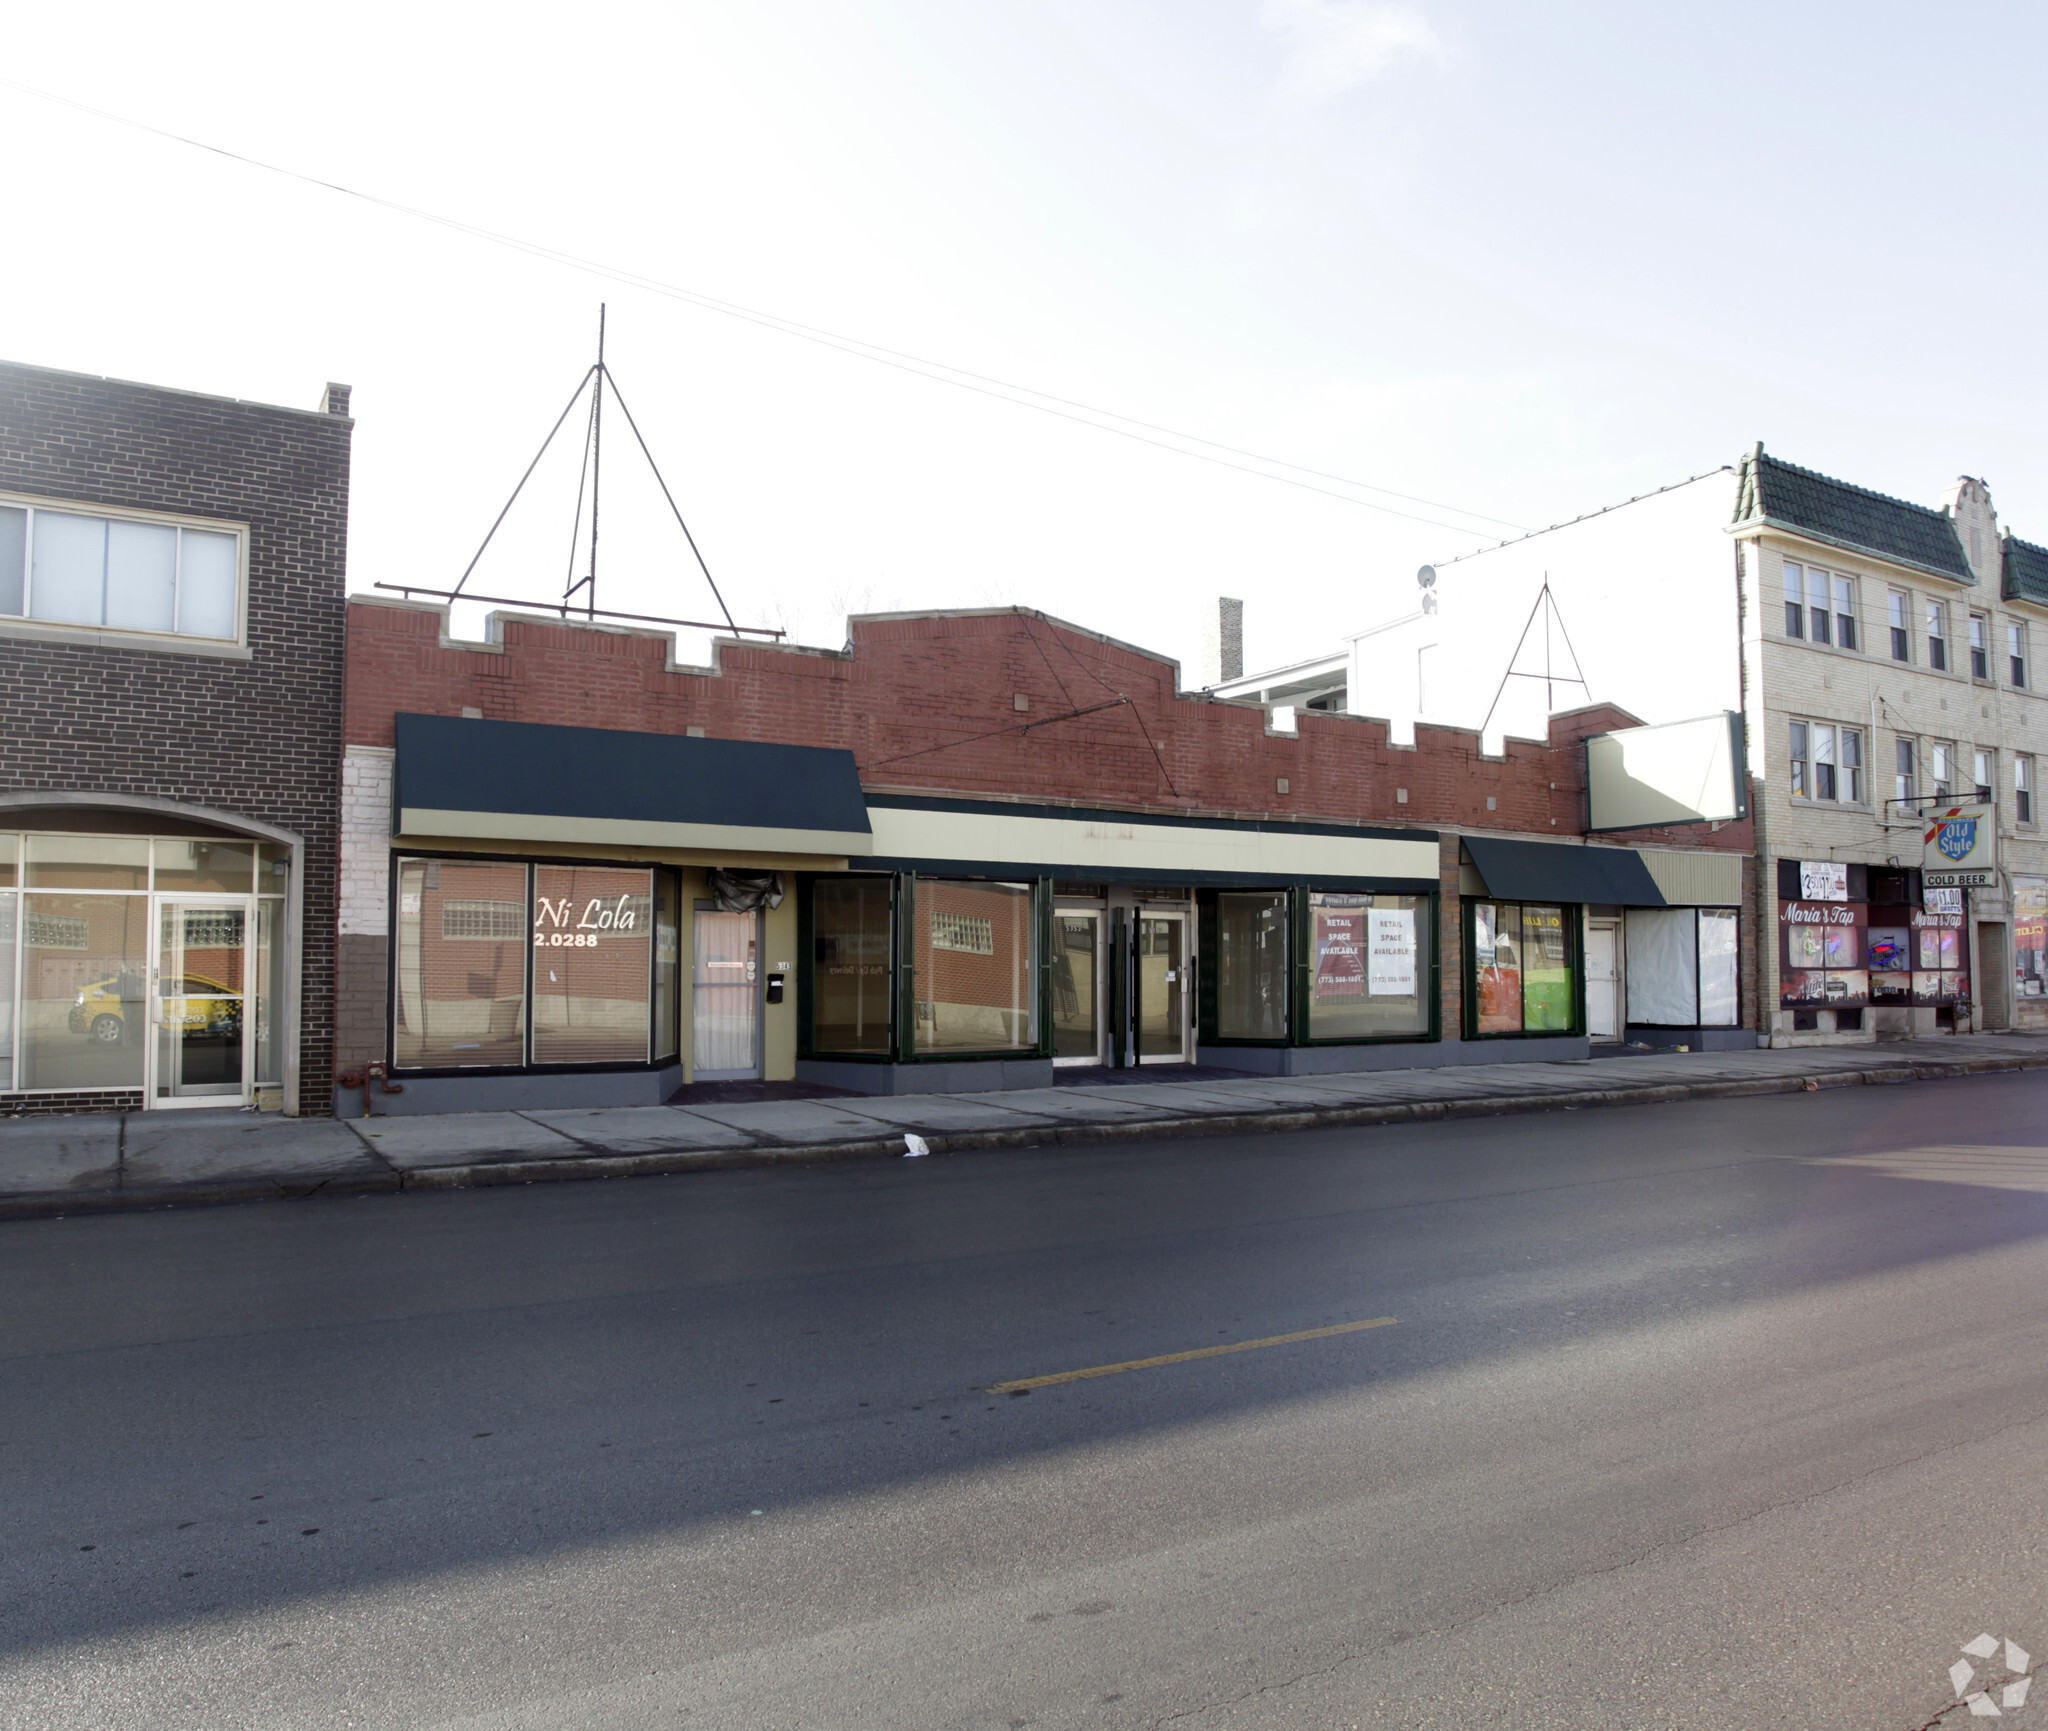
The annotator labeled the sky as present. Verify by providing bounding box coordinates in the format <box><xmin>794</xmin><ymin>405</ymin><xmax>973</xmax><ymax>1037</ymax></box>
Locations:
<box><xmin>5</xmin><ymin>0</ymin><xmax>2048</xmax><ymax>697</ymax></box>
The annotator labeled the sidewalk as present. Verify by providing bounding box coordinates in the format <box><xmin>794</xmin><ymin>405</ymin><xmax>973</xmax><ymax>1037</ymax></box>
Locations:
<box><xmin>7</xmin><ymin>1032</ymin><xmax>2048</xmax><ymax>1220</ymax></box>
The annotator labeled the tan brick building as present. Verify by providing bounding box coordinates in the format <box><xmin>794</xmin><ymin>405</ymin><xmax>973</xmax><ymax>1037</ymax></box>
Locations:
<box><xmin>1733</xmin><ymin>448</ymin><xmax>2048</xmax><ymax>1042</ymax></box>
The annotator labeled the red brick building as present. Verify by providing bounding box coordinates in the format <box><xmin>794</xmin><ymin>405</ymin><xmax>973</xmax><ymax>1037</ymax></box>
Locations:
<box><xmin>337</xmin><ymin>598</ymin><xmax>1753</xmax><ymax>1113</ymax></box>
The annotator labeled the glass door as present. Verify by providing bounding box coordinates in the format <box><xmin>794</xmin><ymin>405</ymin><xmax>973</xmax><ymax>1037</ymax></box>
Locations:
<box><xmin>152</xmin><ymin>897</ymin><xmax>252</xmax><ymax>1105</ymax></box>
<box><xmin>692</xmin><ymin>908</ymin><xmax>761</xmax><ymax>1079</ymax></box>
<box><xmin>1135</xmin><ymin>912</ymin><xmax>1190</xmax><ymax>1063</ymax></box>
<box><xmin>1052</xmin><ymin>910</ymin><xmax>1103</xmax><ymax>1065</ymax></box>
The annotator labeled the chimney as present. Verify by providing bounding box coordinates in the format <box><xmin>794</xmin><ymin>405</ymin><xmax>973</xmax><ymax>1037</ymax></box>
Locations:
<box><xmin>320</xmin><ymin>382</ymin><xmax>353</xmax><ymax>418</ymax></box>
<box><xmin>1205</xmin><ymin>597</ymin><xmax>1244</xmax><ymax>686</ymax></box>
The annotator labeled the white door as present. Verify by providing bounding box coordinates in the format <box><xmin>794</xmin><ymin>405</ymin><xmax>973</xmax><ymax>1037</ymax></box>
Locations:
<box><xmin>151</xmin><ymin>896</ymin><xmax>254</xmax><ymax>1107</ymax></box>
<box><xmin>692</xmin><ymin>909</ymin><xmax>761</xmax><ymax>1079</ymax></box>
<box><xmin>1586</xmin><ymin>922</ymin><xmax>1621</xmax><ymax>1041</ymax></box>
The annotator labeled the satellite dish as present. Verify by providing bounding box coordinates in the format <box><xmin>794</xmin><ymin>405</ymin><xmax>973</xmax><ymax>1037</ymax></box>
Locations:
<box><xmin>1416</xmin><ymin>565</ymin><xmax>1437</xmax><ymax>589</ymax></box>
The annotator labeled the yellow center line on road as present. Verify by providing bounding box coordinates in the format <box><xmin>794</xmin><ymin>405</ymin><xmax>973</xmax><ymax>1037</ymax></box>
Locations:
<box><xmin>988</xmin><ymin>1317</ymin><xmax>1400</xmax><ymax>1394</ymax></box>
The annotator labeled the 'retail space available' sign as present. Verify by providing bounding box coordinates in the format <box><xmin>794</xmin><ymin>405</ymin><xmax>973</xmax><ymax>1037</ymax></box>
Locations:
<box><xmin>1922</xmin><ymin>803</ymin><xmax>1997</xmax><ymax>887</ymax></box>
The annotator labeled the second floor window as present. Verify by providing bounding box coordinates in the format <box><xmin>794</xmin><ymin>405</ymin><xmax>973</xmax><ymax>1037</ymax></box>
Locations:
<box><xmin>1784</xmin><ymin>563</ymin><xmax>1809</xmax><ymax>639</ymax></box>
<box><xmin>1896</xmin><ymin>737</ymin><xmax>1917</xmax><ymax>804</ymax></box>
<box><xmin>2019</xmin><ymin>754</ymin><xmax>2035</xmax><ymax>825</ymax></box>
<box><xmin>0</xmin><ymin>500</ymin><xmax>241</xmax><ymax>643</ymax></box>
<box><xmin>1831</xmin><ymin>574</ymin><xmax>1858</xmax><ymax>650</ymax></box>
<box><xmin>1791</xmin><ymin>721</ymin><xmax>1862</xmax><ymax>802</ymax></box>
<box><xmin>2010</xmin><ymin>621</ymin><xmax>2028</xmax><ymax>688</ymax></box>
<box><xmin>1927</xmin><ymin>598</ymin><xmax>1949</xmax><ymax>670</ymax></box>
<box><xmin>1889</xmin><ymin>591</ymin><xmax>1911</xmax><ymax>661</ymax></box>
<box><xmin>1970</xmin><ymin>614</ymin><xmax>1990</xmax><ymax>679</ymax></box>
<box><xmin>1931</xmin><ymin>742</ymin><xmax>1954</xmax><ymax>801</ymax></box>
<box><xmin>1783</xmin><ymin>563</ymin><xmax>1857</xmax><ymax>647</ymax></box>
<box><xmin>1974</xmin><ymin>749</ymin><xmax>1994</xmax><ymax>803</ymax></box>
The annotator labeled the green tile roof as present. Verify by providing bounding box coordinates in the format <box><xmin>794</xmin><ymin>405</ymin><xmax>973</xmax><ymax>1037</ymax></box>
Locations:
<box><xmin>2004</xmin><ymin>535</ymin><xmax>2048</xmax><ymax>607</ymax></box>
<box><xmin>1733</xmin><ymin>445</ymin><xmax>1974</xmax><ymax>584</ymax></box>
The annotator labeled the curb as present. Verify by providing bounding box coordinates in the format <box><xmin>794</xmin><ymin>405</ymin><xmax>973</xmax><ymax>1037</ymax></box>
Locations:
<box><xmin>5</xmin><ymin>1051</ymin><xmax>2046</xmax><ymax>1221</ymax></box>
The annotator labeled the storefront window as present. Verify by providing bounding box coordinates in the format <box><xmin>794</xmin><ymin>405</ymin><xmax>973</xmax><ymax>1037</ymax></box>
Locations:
<box><xmin>1522</xmin><ymin>905</ymin><xmax>1571</xmax><ymax>1030</ymax></box>
<box><xmin>2017</xmin><ymin>878</ymin><xmax>2048</xmax><ymax>1004</ymax></box>
<box><xmin>1051</xmin><ymin>914</ymin><xmax>1100</xmax><ymax>1058</ymax></box>
<box><xmin>1625</xmin><ymin>907</ymin><xmax>1739</xmax><ymax>1026</ymax></box>
<box><xmin>810</xmin><ymin>877</ymin><xmax>893</xmax><ymax>1055</ymax></box>
<box><xmin>1471</xmin><ymin>902</ymin><xmax>1577</xmax><ymax>1036</ymax></box>
<box><xmin>1780</xmin><ymin>898</ymin><xmax>1867</xmax><ymax>1012</ymax></box>
<box><xmin>1699</xmin><ymin>909</ymin><xmax>1739</xmax><ymax>1025</ymax></box>
<box><xmin>393</xmin><ymin>859</ymin><xmax>528</xmax><ymax>1068</ymax></box>
<box><xmin>1308</xmin><ymin>892</ymin><xmax>1428</xmax><ymax>1039</ymax></box>
<box><xmin>1473</xmin><ymin>902</ymin><xmax>1522</xmax><ymax>1032</ymax></box>
<box><xmin>910</xmin><ymin>878</ymin><xmax>1036</xmax><ymax>1055</ymax></box>
<box><xmin>531</xmin><ymin>866</ymin><xmax>652</xmax><ymax>1065</ymax></box>
<box><xmin>153</xmin><ymin>839</ymin><xmax>255</xmax><ymax>894</ymax></box>
<box><xmin>0</xmin><ymin>892</ymin><xmax>14</xmax><ymax>1090</ymax></box>
<box><xmin>21</xmin><ymin>891</ymin><xmax>148</xmax><ymax>1088</ymax></box>
<box><xmin>654</xmin><ymin>872</ymin><xmax>680</xmax><ymax>1062</ymax></box>
<box><xmin>254</xmin><ymin>897</ymin><xmax>283</xmax><ymax>1086</ymax></box>
<box><xmin>1909</xmin><ymin>907</ymin><xmax>1968</xmax><ymax>1005</ymax></box>
<box><xmin>1214</xmin><ymin>891</ymin><xmax>1289</xmax><ymax>1040</ymax></box>
<box><xmin>25</xmin><ymin>834</ymin><xmax>147</xmax><ymax>891</ymax></box>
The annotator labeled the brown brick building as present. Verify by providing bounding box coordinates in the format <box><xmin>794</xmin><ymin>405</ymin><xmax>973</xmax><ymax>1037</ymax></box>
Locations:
<box><xmin>0</xmin><ymin>359</ymin><xmax>350</xmax><ymax>1116</ymax></box>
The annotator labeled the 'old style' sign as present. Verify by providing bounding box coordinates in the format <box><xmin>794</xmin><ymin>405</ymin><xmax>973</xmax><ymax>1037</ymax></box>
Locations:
<box><xmin>1922</xmin><ymin>803</ymin><xmax>1997</xmax><ymax>888</ymax></box>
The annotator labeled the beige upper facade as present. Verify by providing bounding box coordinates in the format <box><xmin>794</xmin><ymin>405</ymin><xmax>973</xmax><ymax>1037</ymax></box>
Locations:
<box><xmin>1733</xmin><ymin>468</ymin><xmax>2048</xmax><ymax>1038</ymax></box>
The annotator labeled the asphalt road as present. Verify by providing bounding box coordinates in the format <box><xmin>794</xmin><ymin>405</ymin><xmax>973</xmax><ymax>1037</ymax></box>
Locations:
<box><xmin>6</xmin><ymin>1073</ymin><xmax>2048</xmax><ymax>1730</ymax></box>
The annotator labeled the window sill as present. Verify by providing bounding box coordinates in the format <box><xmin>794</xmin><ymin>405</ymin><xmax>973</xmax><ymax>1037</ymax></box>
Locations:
<box><xmin>0</xmin><ymin>617</ymin><xmax>251</xmax><ymax>660</ymax></box>
<box><xmin>1787</xmin><ymin>797</ymin><xmax>1874</xmax><ymax>814</ymax></box>
<box><xmin>1777</xmin><ymin>635</ymin><xmax>1869</xmax><ymax>661</ymax></box>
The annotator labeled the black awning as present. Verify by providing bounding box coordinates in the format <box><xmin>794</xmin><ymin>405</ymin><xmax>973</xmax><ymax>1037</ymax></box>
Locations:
<box><xmin>392</xmin><ymin>713</ymin><xmax>871</xmax><ymax>846</ymax></box>
<box><xmin>1463</xmin><ymin>836</ymin><xmax>1665</xmax><ymax>907</ymax></box>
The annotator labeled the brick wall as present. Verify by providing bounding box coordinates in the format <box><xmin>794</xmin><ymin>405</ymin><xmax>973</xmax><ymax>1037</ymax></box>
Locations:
<box><xmin>346</xmin><ymin>601</ymin><xmax>1709</xmax><ymax>836</ymax></box>
<box><xmin>0</xmin><ymin>361</ymin><xmax>350</xmax><ymax>1113</ymax></box>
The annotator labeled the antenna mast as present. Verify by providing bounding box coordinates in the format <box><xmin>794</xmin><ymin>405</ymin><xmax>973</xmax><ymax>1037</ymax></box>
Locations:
<box><xmin>386</xmin><ymin>308</ymin><xmax>775</xmax><ymax>637</ymax></box>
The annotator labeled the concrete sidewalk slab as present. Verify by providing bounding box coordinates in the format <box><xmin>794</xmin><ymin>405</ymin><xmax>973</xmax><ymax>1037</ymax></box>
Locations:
<box><xmin>349</xmin><ymin>1112</ymin><xmax>583</xmax><ymax>1170</ymax></box>
<box><xmin>522</xmin><ymin>1107</ymin><xmax>760</xmax><ymax>1155</ymax></box>
<box><xmin>122</xmin><ymin>1114</ymin><xmax>390</xmax><ymax>1193</ymax></box>
<box><xmin>0</xmin><ymin>1115</ymin><xmax>120</xmax><ymax>1197</ymax></box>
<box><xmin>953</xmin><ymin>1087</ymin><xmax>1168</xmax><ymax>1123</ymax></box>
<box><xmin>678</xmin><ymin>1100</ymin><xmax>912</xmax><ymax>1145</ymax></box>
<box><xmin>1187</xmin><ymin>1076</ymin><xmax>1412</xmax><ymax>1109</ymax></box>
<box><xmin>1058</xmin><ymin>1083</ymin><xmax>1282</xmax><ymax>1114</ymax></box>
<box><xmin>827</xmin><ymin>1096</ymin><xmax>1060</xmax><ymax>1133</ymax></box>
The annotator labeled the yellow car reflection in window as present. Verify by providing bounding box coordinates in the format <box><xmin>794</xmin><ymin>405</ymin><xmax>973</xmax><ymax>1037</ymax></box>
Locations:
<box><xmin>68</xmin><ymin>977</ymin><xmax>241</xmax><ymax>1043</ymax></box>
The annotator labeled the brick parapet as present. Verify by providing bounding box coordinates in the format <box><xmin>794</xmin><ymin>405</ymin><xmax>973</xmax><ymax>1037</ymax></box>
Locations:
<box><xmin>346</xmin><ymin>601</ymin><xmax>1724</xmax><ymax>841</ymax></box>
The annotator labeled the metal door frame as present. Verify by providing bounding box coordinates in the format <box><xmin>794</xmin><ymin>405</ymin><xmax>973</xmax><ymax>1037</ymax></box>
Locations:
<box><xmin>1134</xmin><ymin>908</ymin><xmax>1194</xmax><ymax>1065</ymax></box>
<box><xmin>1052</xmin><ymin>905</ymin><xmax>1105</xmax><ymax>1067</ymax></box>
<box><xmin>148</xmin><ymin>893</ymin><xmax>255</xmax><ymax>1110</ymax></box>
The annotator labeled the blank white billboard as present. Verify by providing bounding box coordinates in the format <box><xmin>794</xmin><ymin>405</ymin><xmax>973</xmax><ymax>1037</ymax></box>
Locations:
<box><xmin>1587</xmin><ymin>713</ymin><xmax>1746</xmax><ymax>832</ymax></box>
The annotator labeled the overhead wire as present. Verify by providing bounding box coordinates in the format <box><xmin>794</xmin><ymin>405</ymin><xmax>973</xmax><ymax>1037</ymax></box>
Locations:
<box><xmin>0</xmin><ymin>76</ymin><xmax>1525</xmax><ymax>541</ymax></box>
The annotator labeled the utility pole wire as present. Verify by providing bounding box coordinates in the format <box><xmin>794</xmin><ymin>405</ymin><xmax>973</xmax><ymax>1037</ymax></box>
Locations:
<box><xmin>0</xmin><ymin>76</ymin><xmax>1526</xmax><ymax>541</ymax></box>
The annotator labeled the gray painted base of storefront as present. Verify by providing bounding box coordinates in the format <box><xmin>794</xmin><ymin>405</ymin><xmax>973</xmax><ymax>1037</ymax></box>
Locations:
<box><xmin>1197</xmin><ymin>1035</ymin><xmax>1590</xmax><ymax>1073</ymax></box>
<box><xmin>333</xmin><ymin>1065</ymin><xmax>685</xmax><ymax>1119</ymax></box>
<box><xmin>794</xmin><ymin>1058</ymin><xmax>1058</xmax><ymax>1095</ymax></box>
<box><xmin>1623</xmin><ymin>1027</ymin><xmax>1756</xmax><ymax>1052</ymax></box>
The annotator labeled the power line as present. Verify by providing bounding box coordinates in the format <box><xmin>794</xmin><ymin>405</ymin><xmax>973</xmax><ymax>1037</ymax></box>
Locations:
<box><xmin>0</xmin><ymin>76</ymin><xmax>1527</xmax><ymax>540</ymax></box>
